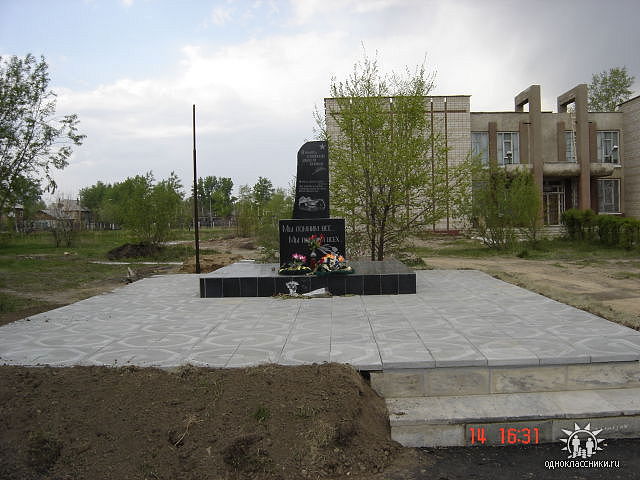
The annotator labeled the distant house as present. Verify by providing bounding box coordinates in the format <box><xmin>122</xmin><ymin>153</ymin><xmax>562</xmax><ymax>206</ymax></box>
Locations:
<box><xmin>53</xmin><ymin>199</ymin><xmax>92</xmax><ymax>228</ymax></box>
<box><xmin>1</xmin><ymin>200</ymin><xmax>90</xmax><ymax>232</ymax></box>
<box><xmin>31</xmin><ymin>209</ymin><xmax>67</xmax><ymax>231</ymax></box>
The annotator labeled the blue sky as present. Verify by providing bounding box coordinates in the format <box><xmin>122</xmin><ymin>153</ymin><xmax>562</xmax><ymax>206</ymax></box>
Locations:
<box><xmin>1</xmin><ymin>0</ymin><xmax>639</xmax><ymax>199</ymax></box>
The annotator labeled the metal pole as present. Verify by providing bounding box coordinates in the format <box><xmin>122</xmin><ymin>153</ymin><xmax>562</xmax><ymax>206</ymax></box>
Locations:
<box><xmin>193</xmin><ymin>104</ymin><xmax>201</xmax><ymax>274</ymax></box>
<box><xmin>444</xmin><ymin>97</ymin><xmax>449</xmax><ymax>232</ymax></box>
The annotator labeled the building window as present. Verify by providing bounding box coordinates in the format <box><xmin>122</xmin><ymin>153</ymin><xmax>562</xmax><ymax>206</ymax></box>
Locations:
<box><xmin>597</xmin><ymin>179</ymin><xmax>620</xmax><ymax>213</ymax></box>
<box><xmin>565</xmin><ymin>131</ymin><xmax>576</xmax><ymax>163</ymax></box>
<box><xmin>597</xmin><ymin>131</ymin><xmax>619</xmax><ymax>163</ymax></box>
<box><xmin>497</xmin><ymin>132</ymin><xmax>519</xmax><ymax>165</ymax></box>
<box><xmin>471</xmin><ymin>132</ymin><xmax>489</xmax><ymax>165</ymax></box>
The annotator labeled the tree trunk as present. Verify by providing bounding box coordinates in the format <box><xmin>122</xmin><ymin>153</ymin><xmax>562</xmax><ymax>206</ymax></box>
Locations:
<box><xmin>377</xmin><ymin>236</ymin><xmax>384</xmax><ymax>261</ymax></box>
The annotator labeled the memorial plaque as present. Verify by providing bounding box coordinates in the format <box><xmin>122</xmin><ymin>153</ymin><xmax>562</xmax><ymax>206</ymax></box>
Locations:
<box><xmin>279</xmin><ymin>218</ymin><xmax>345</xmax><ymax>266</ymax></box>
<box><xmin>293</xmin><ymin>141</ymin><xmax>329</xmax><ymax>219</ymax></box>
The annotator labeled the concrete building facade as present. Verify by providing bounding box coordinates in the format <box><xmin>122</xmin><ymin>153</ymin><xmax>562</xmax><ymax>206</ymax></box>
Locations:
<box><xmin>325</xmin><ymin>85</ymin><xmax>640</xmax><ymax>229</ymax></box>
<box><xmin>620</xmin><ymin>95</ymin><xmax>640</xmax><ymax>219</ymax></box>
<box><xmin>471</xmin><ymin>85</ymin><xmax>632</xmax><ymax>225</ymax></box>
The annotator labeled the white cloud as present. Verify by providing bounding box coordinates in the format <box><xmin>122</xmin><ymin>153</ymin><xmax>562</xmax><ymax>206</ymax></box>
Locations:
<box><xmin>50</xmin><ymin>0</ymin><xmax>640</xmax><ymax>196</ymax></box>
<box><xmin>211</xmin><ymin>5</ymin><xmax>233</xmax><ymax>26</ymax></box>
<box><xmin>289</xmin><ymin>0</ymin><xmax>405</xmax><ymax>24</ymax></box>
<box><xmin>54</xmin><ymin>31</ymin><xmax>363</xmax><ymax>194</ymax></box>
<box><xmin>120</xmin><ymin>0</ymin><xmax>134</xmax><ymax>7</ymax></box>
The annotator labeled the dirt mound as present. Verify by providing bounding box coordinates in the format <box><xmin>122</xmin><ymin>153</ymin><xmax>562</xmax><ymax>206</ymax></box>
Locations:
<box><xmin>107</xmin><ymin>242</ymin><xmax>162</xmax><ymax>260</ymax></box>
<box><xmin>180</xmin><ymin>253</ymin><xmax>244</xmax><ymax>273</ymax></box>
<box><xmin>0</xmin><ymin>363</ymin><xmax>400</xmax><ymax>480</ymax></box>
<box><xmin>229</xmin><ymin>237</ymin><xmax>256</xmax><ymax>250</ymax></box>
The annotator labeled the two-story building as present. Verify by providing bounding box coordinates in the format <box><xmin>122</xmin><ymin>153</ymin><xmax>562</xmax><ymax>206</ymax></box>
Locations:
<box><xmin>325</xmin><ymin>84</ymin><xmax>640</xmax><ymax>230</ymax></box>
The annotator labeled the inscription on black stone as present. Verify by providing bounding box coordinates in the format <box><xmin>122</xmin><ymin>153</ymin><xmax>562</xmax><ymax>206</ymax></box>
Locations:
<box><xmin>293</xmin><ymin>141</ymin><xmax>329</xmax><ymax>219</ymax></box>
<box><xmin>279</xmin><ymin>218</ymin><xmax>345</xmax><ymax>266</ymax></box>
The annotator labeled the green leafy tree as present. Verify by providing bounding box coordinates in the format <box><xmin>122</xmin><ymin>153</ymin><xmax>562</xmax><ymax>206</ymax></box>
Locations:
<box><xmin>79</xmin><ymin>181</ymin><xmax>109</xmax><ymax>222</ymax></box>
<box><xmin>235</xmin><ymin>184</ymin><xmax>256</xmax><ymax>237</ymax></box>
<box><xmin>252</xmin><ymin>176</ymin><xmax>274</xmax><ymax>207</ymax></box>
<box><xmin>81</xmin><ymin>172</ymin><xmax>184</xmax><ymax>244</ymax></box>
<box><xmin>197</xmin><ymin>175</ymin><xmax>234</xmax><ymax>218</ymax></box>
<box><xmin>321</xmin><ymin>53</ymin><xmax>475</xmax><ymax>260</ymax></box>
<box><xmin>471</xmin><ymin>166</ymin><xmax>541</xmax><ymax>249</ymax></box>
<box><xmin>588</xmin><ymin>66</ymin><xmax>635</xmax><ymax>111</ymax></box>
<box><xmin>255</xmin><ymin>188</ymin><xmax>294</xmax><ymax>250</ymax></box>
<box><xmin>234</xmin><ymin>177</ymin><xmax>284</xmax><ymax>239</ymax></box>
<box><xmin>1</xmin><ymin>178</ymin><xmax>44</xmax><ymax>232</ymax></box>
<box><xmin>0</xmin><ymin>54</ymin><xmax>85</xmax><ymax>214</ymax></box>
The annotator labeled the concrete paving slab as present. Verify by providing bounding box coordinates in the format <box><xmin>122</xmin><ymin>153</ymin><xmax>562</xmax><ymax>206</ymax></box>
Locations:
<box><xmin>1</xmin><ymin>270</ymin><xmax>639</xmax><ymax>369</ymax></box>
<box><xmin>388</xmin><ymin>387</ymin><xmax>640</xmax><ymax>426</ymax></box>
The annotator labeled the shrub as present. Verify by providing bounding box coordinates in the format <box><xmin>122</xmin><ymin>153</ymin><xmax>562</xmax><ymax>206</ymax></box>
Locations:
<box><xmin>562</xmin><ymin>209</ymin><xmax>597</xmax><ymax>241</ymax></box>
<box><xmin>472</xmin><ymin>167</ymin><xmax>541</xmax><ymax>249</ymax></box>
<box><xmin>562</xmin><ymin>209</ymin><xmax>640</xmax><ymax>249</ymax></box>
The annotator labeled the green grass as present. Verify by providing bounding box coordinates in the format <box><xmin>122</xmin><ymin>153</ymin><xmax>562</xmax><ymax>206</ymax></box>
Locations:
<box><xmin>171</xmin><ymin>226</ymin><xmax>236</xmax><ymax>241</ymax></box>
<box><xmin>0</xmin><ymin>256</ymin><xmax>127</xmax><ymax>294</ymax></box>
<box><xmin>0</xmin><ymin>230</ymin><xmax>128</xmax><ymax>257</ymax></box>
<box><xmin>0</xmin><ymin>291</ymin><xmax>49</xmax><ymax>313</ymax></box>
<box><xmin>408</xmin><ymin>235</ymin><xmax>640</xmax><ymax>262</ymax></box>
<box><xmin>408</xmin><ymin>237</ymin><xmax>505</xmax><ymax>258</ymax></box>
<box><xmin>0</xmin><ymin>229</ymin><xmax>220</xmax><ymax>297</ymax></box>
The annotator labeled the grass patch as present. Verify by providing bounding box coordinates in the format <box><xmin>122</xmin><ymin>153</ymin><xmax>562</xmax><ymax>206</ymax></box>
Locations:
<box><xmin>409</xmin><ymin>237</ymin><xmax>504</xmax><ymax>259</ymax></box>
<box><xmin>409</xmin><ymin>234</ymin><xmax>639</xmax><ymax>262</ymax></box>
<box><xmin>0</xmin><ymin>230</ymin><xmax>217</xmax><ymax>299</ymax></box>
<box><xmin>253</xmin><ymin>406</ymin><xmax>271</xmax><ymax>424</ymax></box>
<box><xmin>0</xmin><ymin>256</ymin><xmax>126</xmax><ymax>294</ymax></box>
<box><xmin>0</xmin><ymin>292</ymin><xmax>38</xmax><ymax>313</ymax></box>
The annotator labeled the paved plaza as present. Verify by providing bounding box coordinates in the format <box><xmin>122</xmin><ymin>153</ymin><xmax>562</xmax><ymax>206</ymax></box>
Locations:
<box><xmin>1</xmin><ymin>270</ymin><xmax>639</xmax><ymax>370</ymax></box>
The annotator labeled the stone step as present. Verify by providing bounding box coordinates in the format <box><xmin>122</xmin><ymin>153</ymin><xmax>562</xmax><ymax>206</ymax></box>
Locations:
<box><xmin>371</xmin><ymin>361</ymin><xmax>640</xmax><ymax>397</ymax></box>
<box><xmin>387</xmin><ymin>387</ymin><xmax>640</xmax><ymax>447</ymax></box>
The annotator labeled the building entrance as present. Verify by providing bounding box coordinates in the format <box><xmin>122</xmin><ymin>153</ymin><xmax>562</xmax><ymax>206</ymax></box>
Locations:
<box><xmin>543</xmin><ymin>181</ymin><xmax>566</xmax><ymax>225</ymax></box>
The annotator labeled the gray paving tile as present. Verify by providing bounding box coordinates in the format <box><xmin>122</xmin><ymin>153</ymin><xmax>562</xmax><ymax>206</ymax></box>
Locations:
<box><xmin>513</xmin><ymin>338</ymin><xmax>590</xmax><ymax>365</ymax></box>
<box><xmin>329</xmin><ymin>342</ymin><xmax>382</xmax><ymax>369</ymax></box>
<box><xmin>378</xmin><ymin>342</ymin><xmax>435</xmax><ymax>369</ymax></box>
<box><xmin>1</xmin><ymin>270</ymin><xmax>639</xmax><ymax>370</ymax></box>
<box><xmin>471</xmin><ymin>339</ymin><xmax>540</xmax><ymax>366</ymax></box>
<box><xmin>421</xmin><ymin>339</ymin><xmax>487</xmax><ymax>367</ymax></box>
<box><xmin>279</xmin><ymin>343</ymin><xmax>330</xmax><ymax>365</ymax></box>
<box><xmin>571</xmin><ymin>337</ymin><xmax>640</xmax><ymax>362</ymax></box>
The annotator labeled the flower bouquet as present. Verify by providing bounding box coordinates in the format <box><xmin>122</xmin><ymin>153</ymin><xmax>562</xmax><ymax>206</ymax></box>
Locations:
<box><xmin>278</xmin><ymin>253</ymin><xmax>312</xmax><ymax>275</ymax></box>
<box><xmin>315</xmin><ymin>253</ymin><xmax>354</xmax><ymax>276</ymax></box>
<box><xmin>308</xmin><ymin>234</ymin><xmax>324</xmax><ymax>251</ymax></box>
<box><xmin>308</xmin><ymin>234</ymin><xmax>325</xmax><ymax>270</ymax></box>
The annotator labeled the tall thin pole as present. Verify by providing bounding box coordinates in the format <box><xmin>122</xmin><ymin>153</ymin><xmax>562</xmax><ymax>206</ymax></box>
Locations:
<box><xmin>430</xmin><ymin>99</ymin><xmax>435</xmax><ymax>231</ymax></box>
<box><xmin>192</xmin><ymin>104</ymin><xmax>201</xmax><ymax>274</ymax></box>
<box><xmin>444</xmin><ymin>97</ymin><xmax>449</xmax><ymax>232</ymax></box>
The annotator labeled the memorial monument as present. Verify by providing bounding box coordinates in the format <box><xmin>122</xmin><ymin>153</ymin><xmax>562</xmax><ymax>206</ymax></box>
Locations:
<box><xmin>278</xmin><ymin>141</ymin><xmax>347</xmax><ymax>274</ymax></box>
<box><xmin>199</xmin><ymin>141</ymin><xmax>416</xmax><ymax>298</ymax></box>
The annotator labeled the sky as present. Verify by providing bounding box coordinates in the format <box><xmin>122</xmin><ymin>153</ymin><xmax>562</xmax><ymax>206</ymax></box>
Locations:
<box><xmin>1</xmin><ymin>0</ymin><xmax>639</xmax><ymax>200</ymax></box>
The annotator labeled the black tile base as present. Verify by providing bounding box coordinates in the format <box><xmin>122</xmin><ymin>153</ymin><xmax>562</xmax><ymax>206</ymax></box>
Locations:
<box><xmin>200</xmin><ymin>260</ymin><xmax>416</xmax><ymax>298</ymax></box>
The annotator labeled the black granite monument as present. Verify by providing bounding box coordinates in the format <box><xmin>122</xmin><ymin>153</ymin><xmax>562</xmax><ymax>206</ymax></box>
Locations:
<box><xmin>279</xmin><ymin>218</ymin><xmax>345</xmax><ymax>268</ymax></box>
<box><xmin>199</xmin><ymin>141</ymin><xmax>416</xmax><ymax>297</ymax></box>
<box><xmin>293</xmin><ymin>141</ymin><xmax>330</xmax><ymax>219</ymax></box>
<box><xmin>279</xmin><ymin>140</ymin><xmax>346</xmax><ymax>266</ymax></box>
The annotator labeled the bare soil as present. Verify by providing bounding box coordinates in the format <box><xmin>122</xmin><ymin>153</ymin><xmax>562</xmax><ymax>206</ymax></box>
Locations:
<box><xmin>0</xmin><ymin>363</ymin><xmax>404</xmax><ymax>480</ymax></box>
<box><xmin>180</xmin><ymin>236</ymin><xmax>261</xmax><ymax>274</ymax></box>
<box><xmin>2</xmin><ymin>365</ymin><xmax>638</xmax><ymax>480</ymax></box>
<box><xmin>107</xmin><ymin>242</ymin><xmax>163</xmax><ymax>260</ymax></box>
